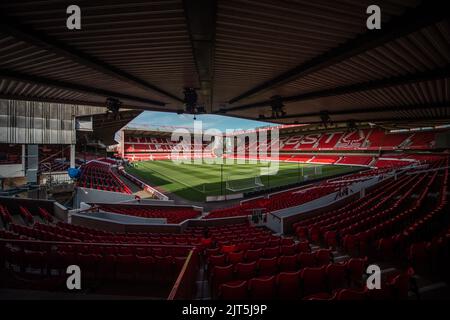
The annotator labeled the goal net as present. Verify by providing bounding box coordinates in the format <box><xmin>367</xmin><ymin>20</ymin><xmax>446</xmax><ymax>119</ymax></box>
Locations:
<box><xmin>302</xmin><ymin>164</ymin><xmax>323</xmax><ymax>180</ymax></box>
<box><xmin>225</xmin><ymin>174</ymin><xmax>264</xmax><ymax>192</ymax></box>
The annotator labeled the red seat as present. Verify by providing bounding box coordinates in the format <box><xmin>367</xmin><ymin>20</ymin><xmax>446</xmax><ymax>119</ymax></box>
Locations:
<box><xmin>408</xmin><ymin>243</ymin><xmax>429</xmax><ymax>273</ymax></box>
<box><xmin>205</xmin><ymin>248</ymin><xmax>221</xmax><ymax>256</ymax></box>
<box><xmin>315</xmin><ymin>249</ymin><xmax>333</xmax><ymax>266</ymax></box>
<box><xmin>296</xmin><ymin>241</ymin><xmax>311</xmax><ymax>253</ymax></box>
<box><xmin>301</xmin><ymin>266</ymin><xmax>327</xmax><ymax>296</ymax></box>
<box><xmin>211</xmin><ymin>265</ymin><xmax>234</xmax><ymax>298</ymax></box>
<box><xmin>377</xmin><ymin>237</ymin><xmax>395</xmax><ymax>260</ymax></box>
<box><xmin>347</xmin><ymin>257</ymin><xmax>368</xmax><ymax>286</ymax></box>
<box><xmin>153</xmin><ymin>255</ymin><xmax>175</xmax><ymax>281</ymax></box>
<box><xmin>326</xmin><ymin>262</ymin><xmax>348</xmax><ymax>291</ymax></box>
<box><xmin>115</xmin><ymin>254</ymin><xmax>136</xmax><ymax>279</ymax></box>
<box><xmin>343</xmin><ymin>234</ymin><xmax>359</xmax><ymax>256</ymax></box>
<box><xmin>387</xmin><ymin>268</ymin><xmax>414</xmax><ymax>299</ymax></box>
<box><xmin>298</xmin><ymin>252</ymin><xmax>316</xmax><ymax>268</ymax></box>
<box><xmin>280</xmin><ymin>244</ymin><xmax>296</xmax><ymax>255</ymax></box>
<box><xmin>269</xmin><ymin>238</ymin><xmax>281</xmax><ymax>247</ymax></box>
<box><xmin>309</xmin><ymin>227</ymin><xmax>320</xmax><ymax>243</ymax></box>
<box><xmin>336</xmin><ymin>288</ymin><xmax>367</xmax><ymax>300</ymax></box>
<box><xmin>248</xmin><ymin>276</ymin><xmax>276</xmax><ymax>299</ymax></box>
<box><xmin>278</xmin><ymin>255</ymin><xmax>298</xmax><ymax>272</ymax></box>
<box><xmin>228</xmin><ymin>251</ymin><xmax>244</xmax><ymax>264</ymax></box>
<box><xmin>324</xmin><ymin>231</ymin><xmax>337</xmax><ymax>248</ymax></box>
<box><xmin>221</xmin><ymin>244</ymin><xmax>237</xmax><ymax>254</ymax></box>
<box><xmin>208</xmin><ymin>254</ymin><xmax>226</xmax><ymax>269</ymax></box>
<box><xmin>258</xmin><ymin>257</ymin><xmax>278</xmax><ymax>276</ymax></box>
<box><xmin>281</xmin><ymin>237</ymin><xmax>294</xmax><ymax>246</ymax></box>
<box><xmin>237</xmin><ymin>242</ymin><xmax>251</xmax><ymax>252</ymax></box>
<box><xmin>135</xmin><ymin>255</ymin><xmax>154</xmax><ymax>281</ymax></box>
<box><xmin>296</xmin><ymin>226</ymin><xmax>308</xmax><ymax>239</ymax></box>
<box><xmin>219</xmin><ymin>280</ymin><xmax>248</xmax><ymax>300</ymax></box>
<box><xmin>276</xmin><ymin>271</ymin><xmax>300</xmax><ymax>299</ymax></box>
<box><xmin>235</xmin><ymin>262</ymin><xmax>257</xmax><ymax>280</ymax></box>
<box><xmin>263</xmin><ymin>246</ymin><xmax>279</xmax><ymax>258</ymax></box>
<box><xmin>245</xmin><ymin>249</ymin><xmax>262</xmax><ymax>262</ymax></box>
<box><xmin>253</xmin><ymin>241</ymin><xmax>267</xmax><ymax>249</ymax></box>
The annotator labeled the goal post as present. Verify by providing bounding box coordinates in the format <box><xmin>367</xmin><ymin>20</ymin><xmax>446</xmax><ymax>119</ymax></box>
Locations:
<box><xmin>225</xmin><ymin>174</ymin><xmax>264</xmax><ymax>192</ymax></box>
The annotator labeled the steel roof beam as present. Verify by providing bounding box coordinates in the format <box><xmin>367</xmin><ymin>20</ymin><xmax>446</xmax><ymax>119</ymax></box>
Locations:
<box><xmin>261</xmin><ymin>102</ymin><xmax>450</xmax><ymax>120</ymax></box>
<box><xmin>183</xmin><ymin>0</ymin><xmax>217</xmax><ymax>112</ymax></box>
<box><xmin>224</xmin><ymin>66</ymin><xmax>450</xmax><ymax>112</ymax></box>
<box><xmin>0</xmin><ymin>69</ymin><xmax>168</xmax><ymax>108</ymax></box>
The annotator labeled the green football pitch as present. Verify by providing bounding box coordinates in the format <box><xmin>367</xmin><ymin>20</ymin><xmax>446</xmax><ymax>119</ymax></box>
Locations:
<box><xmin>126</xmin><ymin>160</ymin><xmax>360</xmax><ymax>202</ymax></box>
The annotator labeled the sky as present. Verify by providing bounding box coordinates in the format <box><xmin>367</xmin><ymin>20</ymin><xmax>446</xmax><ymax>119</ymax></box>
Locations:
<box><xmin>126</xmin><ymin>111</ymin><xmax>276</xmax><ymax>132</ymax></box>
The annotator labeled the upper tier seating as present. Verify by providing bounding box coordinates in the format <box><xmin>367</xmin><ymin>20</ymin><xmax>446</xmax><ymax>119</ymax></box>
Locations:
<box><xmin>124</xmin><ymin>129</ymin><xmax>442</xmax><ymax>165</ymax></box>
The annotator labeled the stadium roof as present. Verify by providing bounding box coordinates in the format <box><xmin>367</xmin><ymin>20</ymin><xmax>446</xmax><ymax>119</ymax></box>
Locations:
<box><xmin>0</xmin><ymin>0</ymin><xmax>449</xmax><ymax>125</ymax></box>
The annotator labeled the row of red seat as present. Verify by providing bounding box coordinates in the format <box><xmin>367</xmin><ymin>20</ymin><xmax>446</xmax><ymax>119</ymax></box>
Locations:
<box><xmin>13</xmin><ymin>221</ymin><xmax>278</xmax><ymax>250</ymax></box>
<box><xmin>3</xmin><ymin>246</ymin><xmax>186</xmax><ymax>283</ymax></box>
<box><xmin>407</xmin><ymin>227</ymin><xmax>450</xmax><ymax>281</ymax></box>
<box><xmin>216</xmin><ymin>258</ymin><xmax>368</xmax><ymax>299</ymax></box>
<box><xmin>0</xmin><ymin>202</ymin><xmax>54</xmax><ymax>226</ymax></box>
<box><xmin>77</xmin><ymin>161</ymin><xmax>132</xmax><ymax>194</ymax></box>
<box><xmin>208</xmin><ymin>249</ymin><xmax>334</xmax><ymax>283</ymax></box>
<box><xmin>302</xmin><ymin>268</ymin><xmax>415</xmax><ymax>300</ymax></box>
<box><xmin>96</xmin><ymin>204</ymin><xmax>200</xmax><ymax>224</ymax></box>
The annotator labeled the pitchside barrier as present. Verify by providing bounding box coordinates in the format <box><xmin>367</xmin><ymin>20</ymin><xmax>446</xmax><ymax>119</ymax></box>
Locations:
<box><xmin>206</xmin><ymin>193</ymin><xmax>244</xmax><ymax>202</ymax></box>
<box><xmin>74</xmin><ymin>187</ymin><xmax>137</xmax><ymax>208</ymax></box>
<box><xmin>221</xmin><ymin>163</ymin><xmax>325</xmax><ymax>196</ymax></box>
<box><xmin>117</xmin><ymin>167</ymin><xmax>169</xmax><ymax>200</ymax></box>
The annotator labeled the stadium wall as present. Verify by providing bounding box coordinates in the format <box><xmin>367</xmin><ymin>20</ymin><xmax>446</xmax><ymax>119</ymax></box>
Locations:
<box><xmin>0</xmin><ymin>99</ymin><xmax>104</xmax><ymax>145</ymax></box>
<box><xmin>74</xmin><ymin>187</ymin><xmax>136</xmax><ymax>208</ymax></box>
<box><xmin>75</xmin><ymin>210</ymin><xmax>167</xmax><ymax>224</ymax></box>
<box><xmin>0</xmin><ymin>163</ymin><xmax>24</xmax><ymax>178</ymax></box>
<box><xmin>70</xmin><ymin>213</ymin><xmax>184</xmax><ymax>233</ymax></box>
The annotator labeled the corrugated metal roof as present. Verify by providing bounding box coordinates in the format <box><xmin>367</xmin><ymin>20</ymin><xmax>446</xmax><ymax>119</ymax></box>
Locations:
<box><xmin>213</xmin><ymin>0</ymin><xmax>420</xmax><ymax>104</ymax></box>
<box><xmin>236</xmin><ymin>20</ymin><xmax>450</xmax><ymax>104</ymax></box>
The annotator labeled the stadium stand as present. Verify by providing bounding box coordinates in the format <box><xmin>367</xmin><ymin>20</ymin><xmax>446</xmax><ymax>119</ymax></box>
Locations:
<box><xmin>77</xmin><ymin>161</ymin><xmax>132</xmax><ymax>194</ymax></box>
<box><xmin>1</xmin><ymin>0</ymin><xmax>450</xmax><ymax>303</ymax></box>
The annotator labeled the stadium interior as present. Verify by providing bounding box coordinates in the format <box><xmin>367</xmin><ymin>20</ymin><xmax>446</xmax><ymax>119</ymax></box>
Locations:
<box><xmin>0</xmin><ymin>0</ymin><xmax>450</xmax><ymax>302</ymax></box>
